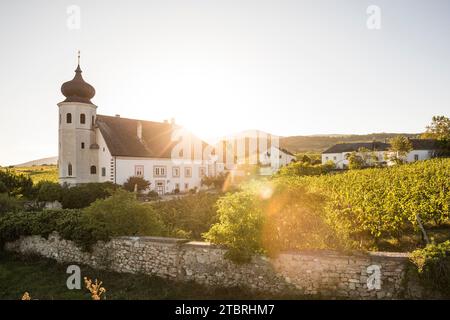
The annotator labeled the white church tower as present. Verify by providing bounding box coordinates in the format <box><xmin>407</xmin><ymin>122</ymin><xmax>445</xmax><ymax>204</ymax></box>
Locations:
<box><xmin>58</xmin><ymin>52</ymin><xmax>99</xmax><ymax>185</ymax></box>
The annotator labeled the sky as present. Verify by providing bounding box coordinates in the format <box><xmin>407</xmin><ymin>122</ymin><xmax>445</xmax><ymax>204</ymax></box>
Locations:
<box><xmin>0</xmin><ymin>0</ymin><xmax>449</xmax><ymax>165</ymax></box>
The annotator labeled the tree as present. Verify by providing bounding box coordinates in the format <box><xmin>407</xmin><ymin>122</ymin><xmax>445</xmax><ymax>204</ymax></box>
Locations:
<box><xmin>389</xmin><ymin>136</ymin><xmax>413</xmax><ymax>164</ymax></box>
<box><xmin>123</xmin><ymin>176</ymin><xmax>150</xmax><ymax>193</ymax></box>
<box><xmin>61</xmin><ymin>182</ymin><xmax>117</xmax><ymax>209</ymax></box>
<box><xmin>201</xmin><ymin>172</ymin><xmax>229</xmax><ymax>190</ymax></box>
<box><xmin>422</xmin><ymin>116</ymin><xmax>450</xmax><ymax>140</ymax></box>
<box><xmin>35</xmin><ymin>181</ymin><xmax>63</xmax><ymax>202</ymax></box>
<box><xmin>0</xmin><ymin>170</ymin><xmax>33</xmax><ymax>198</ymax></box>
<box><xmin>346</xmin><ymin>152</ymin><xmax>365</xmax><ymax>169</ymax></box>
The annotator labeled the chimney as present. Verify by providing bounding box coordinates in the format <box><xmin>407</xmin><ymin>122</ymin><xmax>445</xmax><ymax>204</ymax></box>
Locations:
<box><xmin>137</xmin><ymin>121</ymin><xmax>142</xmax><ymax>141</ymax></box>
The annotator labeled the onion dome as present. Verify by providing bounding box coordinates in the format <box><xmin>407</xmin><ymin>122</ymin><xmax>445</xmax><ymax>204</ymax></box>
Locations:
<box><xmin>61</xmin><ymin>54</ymin><xmax>95</xmax><ymax>104</ymax></box>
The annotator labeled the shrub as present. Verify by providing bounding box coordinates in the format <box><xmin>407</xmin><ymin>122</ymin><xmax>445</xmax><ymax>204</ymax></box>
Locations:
<box><xmin>203</xmin><ymin>190</ymin><xmax>264</xmax><ymax>263</ymax></box>
<box><xmin>0</xmin><ymin>170</ymin><xmax>34</xmax><ymax>198</ymax></box>
<box><xmin>83</xmin><ymin>189</ymin><xmax>164</xmax><ymax>237</ymax></box>
<box><xmin>0</xmin><ymin>193</ymin><xmax>23</xmax><ymax>215</ymax></box>
<box><xmin>61</xmin><ymin>182</ymin><xmax>118</xmax><ymax>209</ymax></box>
<box><xmin>277</xmin><ymin>161</ymin><xmax>333</xmax><ymax>177</ymax></box>
<box><xmin>123</xmin><ymin>176</ymin><xmax>150</xmax><ymax>193</ymax></box>
<box><xmin>35</xmin><ymin>181</ymin><xmax>63</xmax><ymax>202</ymax></box>
<box><xmin>201</xmin><ymin>172</ymin><xmax>229</xmax><ymax>190</ymax></box>
<box><xmin>203</xmin><ymin>180</ymin><xmax>337</xmax><ymax>262</ymax></box>
<box><xmin>152</xmin><ymin>192</ymin><xmax>220</xmax><ymax>240</ymax></box>
<box><xmin>0</xmin><ymin>209</ymin><xmax>108</xmax><ymax>251</ymax></box>
<box><xmin>147</xmin><ymin>190</ymin><xmax>160</xmax><ymax>200</ymax></box>
<box><xmin>410</xmin><ymin>241</ymin><xmax>450</xmax><ymax>296</ymax></box>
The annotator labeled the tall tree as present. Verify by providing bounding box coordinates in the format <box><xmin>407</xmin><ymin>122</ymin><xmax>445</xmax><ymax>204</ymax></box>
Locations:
<box><xmin>389</xmin><ymin>136</ymin><xmax>413</xmax><ymax>164</ymax></box>
<box><xmin>421</xmin><ymin>116</ymin><xmax>450</xmax><ymax>140</ymax></box>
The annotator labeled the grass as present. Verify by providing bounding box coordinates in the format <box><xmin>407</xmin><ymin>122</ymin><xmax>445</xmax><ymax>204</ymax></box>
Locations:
<box><xmin>0</xmin><ymin>252</ymin><xmax>310</xmax><ymax>300</ymax></box>
<box><xmin>5</xmin><ymin>165</ymin><xmax>59</xmax><ymax>184</ymax></box>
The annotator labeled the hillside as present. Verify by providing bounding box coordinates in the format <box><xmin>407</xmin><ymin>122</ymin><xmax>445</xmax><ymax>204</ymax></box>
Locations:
<box><xmin>280</xmin><ymin>133</ymin><xmax>420</xmax><ymax>153</ymax></box>
<box><xmin>13</xmin><ymin>156</ymin><xmax>58</xmax><ymax>167</ymax></box>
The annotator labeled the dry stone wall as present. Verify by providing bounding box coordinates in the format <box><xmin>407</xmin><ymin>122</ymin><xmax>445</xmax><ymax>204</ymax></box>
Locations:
<box><xmin>5</xmin><ymin>233</ymin><xmax>421</xmax><ymax>299</ymax></box>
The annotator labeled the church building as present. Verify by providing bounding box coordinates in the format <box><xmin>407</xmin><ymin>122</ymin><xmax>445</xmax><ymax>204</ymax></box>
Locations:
<box><xmin>57</xmin><ymin>57</ymin><xmax>295</xmax><ymax>194</ymax></box>
<box><xmin>57</xmin><ymin>59</ymin><xmax>217</xmax><ymax>194</ymax></box>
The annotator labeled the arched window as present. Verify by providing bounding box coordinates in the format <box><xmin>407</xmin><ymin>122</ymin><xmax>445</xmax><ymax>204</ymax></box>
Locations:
<box><xmin>66</xmin><ymin>113</ymin><xmax>72</xmax><ymax>124</ymax></box>
<box><xmin>68</xmin><ymin>163</ymin><xmax>73</xmax><ymax>176</ymax></box>
<box><xmin>80</xmin><ymin>113</ymin><xmax>86</xmax><ymax>124</ymax></box>
<box><xmin>90</xmin><ymin>165</ymin><xmax>97</xmax><ymax>175</ymax></box>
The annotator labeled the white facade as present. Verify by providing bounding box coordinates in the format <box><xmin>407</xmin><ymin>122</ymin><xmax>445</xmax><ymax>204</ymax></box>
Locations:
<box><xmin>322</xmin><ymin>149</ymin><xmax>434</xmax><ymax>169</ymax></box>
<box><xmin>58</xmin><ymin>63</ymin><xmax>295</xmax><ymax>192</ymax></box>
<box><xmin>259</xmin><ymin>146</ymin><xmax>296</xmax><ymax>174</ymax></box>
<box><xmin>59</xmin><ymin>114</ymin><xmax>214</xmax><ymax>194</ymax></box>
<box><xmin>58</xmin><ymin>102</ymin><xmax>98</xmax><ymax>185</ymax></box>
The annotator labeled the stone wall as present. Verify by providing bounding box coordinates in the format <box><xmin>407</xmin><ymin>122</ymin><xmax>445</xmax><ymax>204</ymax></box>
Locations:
<box><xmin>5</xmin><ymin>233</ymin><xmax>422</xmax><ymax>299</ymax></box>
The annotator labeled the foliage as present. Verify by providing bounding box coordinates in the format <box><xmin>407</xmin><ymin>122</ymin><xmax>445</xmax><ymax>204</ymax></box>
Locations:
<box><xmin>0</xmin><ymin>209</ymin><xmax>106</xmax><ymax>251</ymax></box>
<box><xmin>34</xmin><ymin>181</ymin><xmax>63</xmax><ymax>202</ymax></box>
<box><xmin>301</xmin><ymin>158</ymin><xmax>450</xmax><ymax>249</ymax></box>
<box><xmin>204</xmin><ymin>190</ymin><xmax>265</xmax><ymax>263</ymax></box>
<box><xmin>201</xmin><ymin>172</ymin><xmax>230</xmax><ymax>190</ymax></box>
<box><xmin>346</xmin><ymin>151</ymin><xmax>365</xmax><ymax>170</ymax></box>
<box><xmin>84</xmin><ymin>189</ymin><xmax>164</xmax><ymax>237</ymax></box>
<box><xmin>0</xmin><ymin>193</ymin><xmax>23</xmax><ymax>215</ymax></box>
<box><xmin>147</xmin><ymin>190</ymin><xmax>160</xmax><ymax>200</ymax></box>
<box><xmin>0</xmin><ymin>190</ymin><xmax>164</xmax><ymax>251</ymax></box>
<box><xmin>277</xmin><ymin>161</ymin><xmax>334</xmax><ymax>177</ymax></box>
<box><xmin>205</xmin><ymin>159</ymin><xmax>450</xmax><ymax>260</ymax></box>
<box><xmin>421</xmin><ymin>115</ymin><xmax>450</xmax><ymax>140</ymax></box>
<box><xmin>61</xmin><ymin>182</ymin><xmax>118</xmax><ymax>209</ymax></box>
<box><xmin>204</xmin><ymin>180</ymin><xmax>339</xmax><ymax>262</ymax></box>
<box><xmin>389</xmin><ymin>136</ymin><xmax>413</xmax><ymax>164</ymax></box>
<box><xmin>0</xmin><ymin>170</ymin><xmax>34</xmax><ymax>198</ymax></box>
<box><xmin>294</xmin><ymin>153</ymin><xmax>322</xmax><ymax>165</ymax></box>
<box><xmin>410</xmin><ymin>241</ymin><xmax>450</xmax><ymax>296</ymax></box>
<box><xmin>151</xmin><ymin>192</ymin><xmax>221</xmax><ymax>239</ymax></box>
<box><xmin>2</xmin><ymin>165</ymin><xmax>58</xmax><ymax>184</ymax></box>
<box><xmin>123</xmin><ymin>176</ymin><xmax>151</xmax><ymax>193</ymax></box>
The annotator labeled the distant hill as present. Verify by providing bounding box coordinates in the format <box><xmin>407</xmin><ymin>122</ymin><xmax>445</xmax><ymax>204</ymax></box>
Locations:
<box><xmin>280</xmin><ymin>133</ymin><xmax>421</xmax><ymax>153</ymax></box>
<box><xmin>13</xmin><ymin>156</ymin><xmax>58</xmax><ymax>167</ymax></box>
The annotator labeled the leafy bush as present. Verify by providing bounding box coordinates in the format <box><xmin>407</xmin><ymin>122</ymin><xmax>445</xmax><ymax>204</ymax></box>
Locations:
<box><xmin>410</xmin><ymin>241</ymin><xmax>450</xmax><ymax>296</ymax></box>
<box><xmin>35</xmin><ymin>181</ymin><xmax>63</xmax><ymax>202</ymax></box>
<box><xmin>0</xmin><ymin>209</ymin><xmax>107</xmax><ymax>251</ymax></box>
<box><xmin>0</xmin><ymin>193</ymin><xmax>23</xmax><ymax>215</ymax></box>
<box><xmin>123</xmin><ymin>176</ymin><xmax>150</xmax><ymax>193</ymax></box>
<box><xmin>147</xmin><ymin>190</ymin><xmax>160</xmax><ymax>200</ymax></box>
<box><xmin>61</xmin><ymin>182</ymin><xmax>118</xmax><ymax>209</ymax></box>
<box><xmin>201</xmin><ymin>172</ymin><xmax>230</xmax><ymax>190</ymax></box>
<box><xmin>84</xmin><ymin>189</ymin><xmax>164</xmax><ymax>237</ymax></box>
<box><xmin>151</xmin><ymin>192</ymin><xmax>220</xmax><ymax>240</ymax></box>
<box><xmin>277</xmin><ymin>161</ymin><xmax>334</xmax><ymax>177</ymax></box>
<box><xmin>0</xmin><ymin>170</ymin><xmax>34</xmax><ymax>198</ymax></box>
<box><xmin>204</xmin><ymin>190</ymin><xmax>265</xmax><ymax>263</ymax></box>
<box><xmin>204</xmin><ymin>180</ymin><xmax>337</xmax><ymax>263</ymax></box>
<box><xmin>0</xmin><ymin>190</ymin><xmax>164</xmax><ymax>251</ymax></box>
